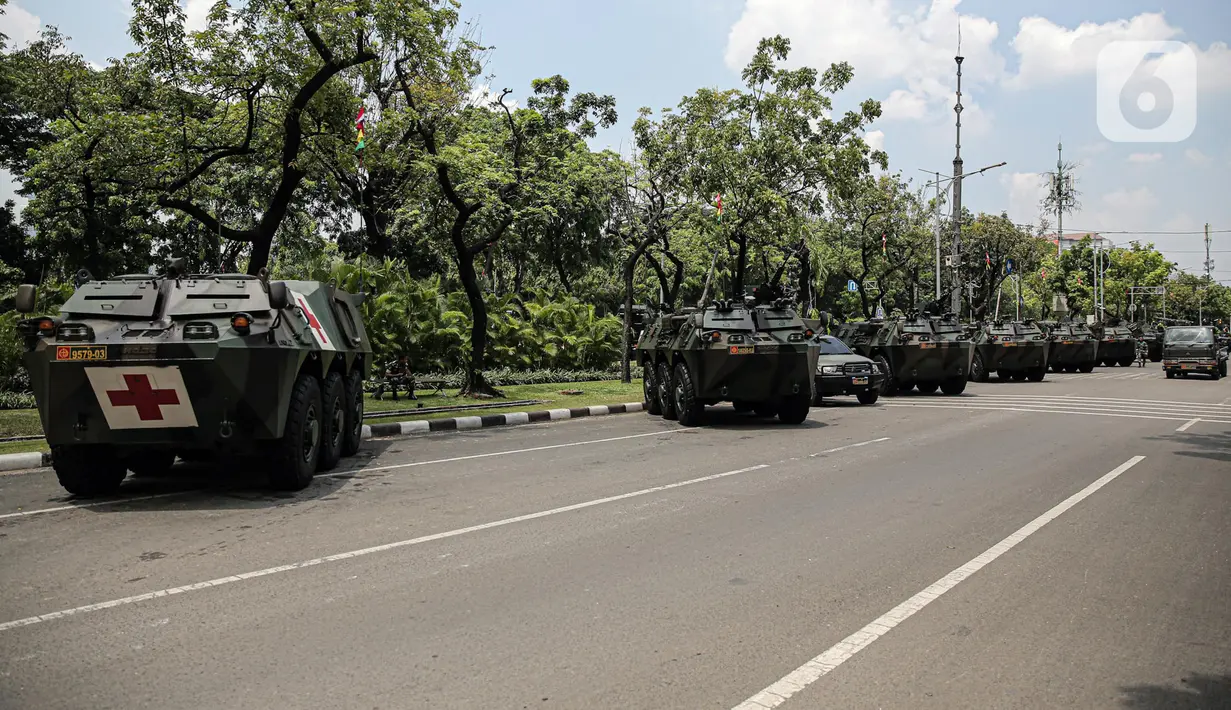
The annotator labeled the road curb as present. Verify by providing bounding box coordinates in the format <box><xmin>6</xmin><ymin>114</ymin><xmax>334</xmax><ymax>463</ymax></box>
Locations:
<box><xmin>0</xmin><ymin>401</ymin><xmax>649</xmax><ymax>472</ymax></box>
<box><xmin>361</xmin><ymin>401</ymin><xmax>646</xmax><ymax>439</ymax></box>
<box><xmin>0</xmin><ymin>451</ymin><xmax>51</xmax><ymax>472</ymax></box>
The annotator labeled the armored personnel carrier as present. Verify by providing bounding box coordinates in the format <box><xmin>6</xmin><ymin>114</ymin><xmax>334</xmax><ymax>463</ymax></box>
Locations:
<box><xmin>968</xmin><ymin>320</ymin><xmax>1049</xmax><ymax>382</ymax></box>
<box><xmin>1090</xmin><ymin>321</ymin><xmax>1137</xmax><ymax>367</ymax></box>
<box><xmin>14</xmin><ymin>260</ymin><xmax>371</xmax><ymax>497</ymax></box>
<box><xmin>636</xmin><ymin>284</ymin><xmax>817</xmax><ymax>426</ymax></box>
<box><xmin>1039</xmin><ymin>320</ymin><xmax>1099</xmax><ymax>372</ymax></box>
<box><xmin>833</xmin><ymin>311</ymin><xmax>973</xmax><ymax>395</ymax></box>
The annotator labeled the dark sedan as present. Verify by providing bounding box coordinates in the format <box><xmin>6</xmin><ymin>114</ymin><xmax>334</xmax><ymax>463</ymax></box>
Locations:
<box><xmin>812</xmin><ymin>335</ymin><xmax>885</xmax><ymax>405</ymax></box>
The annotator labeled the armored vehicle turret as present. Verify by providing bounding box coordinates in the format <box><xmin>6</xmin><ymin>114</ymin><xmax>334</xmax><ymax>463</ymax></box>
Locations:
<box><xmin>635</xmin><ymin>285</ymin><xmax>818</xmax><ymax>426</ymax></box>
<box><xmin>833</xmin><ymin>311</ymin><xmax>973</xmax><ymax>395</ymax></box>
<box><xmin>13</xmin><ymin>262</ymin><xmax>371</xmax><ymax>497</ymax></box>
<box><xmin>1089</xmin><ymin>321</ymin><xmax>1137</xmax><ymax>367</ymax></box>
<box><xmin>1038</xmin><ymin>320</ymin><xmax>1099</xmax><ymax>372</ymax></box>
<box><xmin>968</xmin><ymin>320</ymin><xmax>1049</xmax><ymax>382</ymax></box>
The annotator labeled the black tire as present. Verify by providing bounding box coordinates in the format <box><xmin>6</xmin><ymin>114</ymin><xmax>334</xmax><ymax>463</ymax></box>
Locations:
<box><xmin>643</xmin><ymin>363</ymin><xmax>662</xmax><ymax>415</ymax></box>
<box><xmin>1220</xmin><ymin>361</ymin><xmax>1227</xmax><ymax>378</ymax></box>
<box><xmin>874</xmin><ymin>355</ymin><xmax>897</xmax><ymax>395</ymax></box>
<box><xmin>318</xmin><ymin>372</ymin><xmax>345</xmax><ymax>472</ymax></box>
<box><xmin>126</xmin><ymin>451</ymin><xmax>176</xmax><ymax>477</ymax></box>
<box><xmin>657</xmin><ymin>361</ymin><xmax>677</xmax><ymax>420</ymax></box>
<box><xmin>856</xmin><ymin>390</ymin><xmax>879</xmax><ymax>405</ymax></box>
<box><xmin>940</xmin><ymin>377</ymin><xmax>967</xmax><ymax>395</ymax></box>
<box><xmin>915</xmin><ymin>381</ymin><xmax>939</xmax><ymax>395</ymax></box>
<box><xmin>753</xmin><ymin>404</ymin><xmax>778</xmax><ymax>417</ymax></box>
<box><xmin>1166</xmin><ymin>370</ymin><xmax>1176</xmax><ymax>379</ymax></box>
<box><xmin>672</xmin><ymin>362</ymin><xmax>704</xmax><ymax>426</ymax></box>
<box><xmin>1119</xmin><ymin>358</ymin><xmax>1134</xmax><ymax>367</ymax></box>
<box><xmin>1027</xmin><ymin>367</ymin><xmax>1045</xmax><ymax>382</ymax></box>
<box><xmin>970</xmin><ymin>352</ymin><xmax>989</xmax><ymax>382</ymax></box>
<box><xmin>269</xmin><ymin>374</ymin><xmax>322</xmax><ymax>491</ymax></box>
<box><xmin>1078</xmin><ymin>362</ymin><xmax>1095</xmax><ymax>373</ymax></box>
<box><xmin>52</xmin><ymin>444</ymin><xmax>127</xmax><ymax>497</ymax></box>
<box><xmin>342</xmin><ymin>368</ymin><xmax>364</xmax><ymax>457</ymax></box>
<box><xmin>1011</xmin><ymin>370</ymin><xmax>1028</xmax><ymax>382</ymax></box>
<box><xmin>1213</xmin><ymin>369</ymin><xmax>1222</xmax><ymax>381</ymax></box>
<box><xmin>732</xmin><ymin>400</ymin><xmax>755</xmax><ymax>413</ymax></box>
<box><xmin>896</xmin><ymin>381</ymin><xmax>916</xmax><ymax>394</ymax></box>
<box><xmin>777</xmin><ymin>392</ymin><xmax>811</xmax><ymax>424</ymax></box>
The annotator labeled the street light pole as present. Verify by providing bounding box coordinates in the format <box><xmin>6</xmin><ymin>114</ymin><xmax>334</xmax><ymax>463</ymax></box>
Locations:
<box><xmin>934</xmin><ymin>172</ymin><xmax>942</xmax><ymax>299</ymax></box>
<box><xmin>950</xmin><ymin>54</ymin><xmax>965</xmax><ymax>316</ymax></box>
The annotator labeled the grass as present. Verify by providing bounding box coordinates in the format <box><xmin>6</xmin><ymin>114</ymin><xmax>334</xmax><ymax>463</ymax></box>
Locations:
<box><xmin>0</xmin><ymin>379</ymin><xmax>646</xmax><ymax>456</ymax></box>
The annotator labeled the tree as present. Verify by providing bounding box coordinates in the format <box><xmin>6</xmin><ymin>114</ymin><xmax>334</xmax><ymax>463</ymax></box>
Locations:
<box><xmin>956</xmin><ymin>213</ymin><xmax>1049</xmax><ymax>320</ymax></box>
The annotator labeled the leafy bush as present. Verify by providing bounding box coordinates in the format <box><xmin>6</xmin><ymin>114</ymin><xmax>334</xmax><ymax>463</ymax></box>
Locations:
<box><xmin>365</xmin><ymin>365</ymin><xmax>627</xmax><ymax>391</ymax></box>
<box><xmin>0</xmin><ymin>391</ymin><xmax>35</xmax><ymax>410</ymax></box>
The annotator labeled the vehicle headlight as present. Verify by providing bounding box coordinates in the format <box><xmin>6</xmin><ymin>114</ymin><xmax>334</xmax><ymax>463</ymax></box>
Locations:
<box><xmin>821</xmin><ymin>365</ymin><xmax>841</xmax><ymax>374</ymax></box>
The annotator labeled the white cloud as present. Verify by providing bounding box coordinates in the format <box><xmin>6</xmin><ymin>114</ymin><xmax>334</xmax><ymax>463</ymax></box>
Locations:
<box><xmin>184</xmin><ymin>0</ymin><xmax>212</xmax><ymax>33</ymax></box>
<box><xmin>724</xmin><ymin>0</ymin><xmax>1004</xmax><ymax>127</ymax></box>
<box><xmin>1127</xmin><ymin>152</ymin><xmax>1162</xmax><ymax>163</ymax></box>
<box><xmin>0</xmin><ymin>2</ymin><xmax>41</xmax><ymax>48</ymax></box>
<box><xmin>0</xmin><ymin>170</ymin><xmax>28</xmax><ymax>213</ymax></box>
<box><xmin>1103</xmin><ymin>186</ymin><xmax>1158</xmax><ymax>211</ymax></box>
<box><xmin>1185</xmin><ymin>148</ymin><xmax>1212</xmax><ymax>164</ymax></box>
<box><xmin>1079</xmin><ymin>141</ymin><xmax>1110</xmax><ymax>154</ymax></box>
<box><xmin>1002</xmin><ymin>171</ymin><xmax>1049</xmax><ymax>226</ymax></box>
<box><xmin>864</xmin><ymin>129</ymin><xmax>885</xmax><ymax>152</ymax></box>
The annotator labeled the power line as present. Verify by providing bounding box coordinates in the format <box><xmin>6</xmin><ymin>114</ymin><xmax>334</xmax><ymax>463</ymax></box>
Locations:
<box><xmin>1055</xmin><ymin>228</ymin><xmax>1231</xmax><ymax>235</ymax></box>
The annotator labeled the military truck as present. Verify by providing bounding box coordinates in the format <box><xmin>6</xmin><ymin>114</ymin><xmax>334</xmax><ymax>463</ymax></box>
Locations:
<box><xmin>1162</xmin><ymin>325</ymin><xmax>1228</xmax><ymax>379</ymax></box>
<box><xmin>968</xmin><ymin>320</ymin><xmax>1049</xmax><ymax>382</ymax></box>
<box><xmin>833</xmin><ymin>311</ymin><xmax>973</xmax><ymax>395</ymax></box>
<box><xmin>14</xmin><ymin>261</ymin><xmax>371</xmax><ymax>497</ymax></box>
<box><xmin>1090</xmin><ymin>321</ymin><xmax>1137</xmax><ymax>367</ymax></box>
<box><xmin>636</xmin><ymin>285</ymin><xmax>817</xmax><ymax>426</ymax></box>
<box><xmin>1038</xmin><ymin>320</ymin><xmax>1099</xmax><ymax>372</ymax></box>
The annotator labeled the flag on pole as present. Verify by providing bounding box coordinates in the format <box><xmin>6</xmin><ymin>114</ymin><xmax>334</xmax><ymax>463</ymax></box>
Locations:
<box><xmin>881</xmin><ymin>232</ymin><xmax>887</xmax><ymax>255</ymax></box>
<box><xmin>1041</xmin><ymin>267</ymin><xmax>1047</xmax><ymax>279</ymax></box>
<box><xmin>355</xmin><ymin>107</ymin><xmax>366</xmax><ymax>153</ymax></box>
<box><xmin>985</xmin><ymin>251</ymin><xmax>991</xmax><ymax>268</ymax></box>
<box><xmin>715</xmin><ymin>194</ymin><xmax>722</xmax><ymax>221</ymax></box>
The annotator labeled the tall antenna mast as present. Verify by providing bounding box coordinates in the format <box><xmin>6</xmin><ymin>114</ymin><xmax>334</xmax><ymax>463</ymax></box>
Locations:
<box><xmin>949</xmin><ymin>23</ymin><xmax>964</xmax><ymax>316</ymax></box>
<box><xmin>1056</xmin><ymin>140</ymin><xmax>1064</xmax><ymax>258</ymax></box>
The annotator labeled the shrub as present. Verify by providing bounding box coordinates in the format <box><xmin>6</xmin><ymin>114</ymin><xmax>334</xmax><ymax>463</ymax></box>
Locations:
<box><xmin>0</xmin><ymin>391</ymin><xmax>35</xmax><ymax>410</ymax></box>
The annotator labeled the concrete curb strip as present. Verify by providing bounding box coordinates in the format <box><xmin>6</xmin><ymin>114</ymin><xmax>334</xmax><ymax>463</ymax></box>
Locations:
<box><xmin>0</xmin><ymin>401</ymin><xmax>648</xmax><ymax>472</ymax></box>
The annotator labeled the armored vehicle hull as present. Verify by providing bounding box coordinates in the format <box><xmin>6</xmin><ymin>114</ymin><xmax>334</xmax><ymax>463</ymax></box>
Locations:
<box><xmin>969</xmin><ymin>321</ymin><xmax>1049</xmax><ymax>382</ymax></box>
<box><xmin>1091</xmin><ymin>323</ymin><xmax>1137</xmax><ymax>366</ymax></box>
<box><xmin>16</xmin><ymin>272</ymin><xmax>371</xmax><ymax>497</ymax></box>
<box><xmin>1040</xmin><ymin>322</ymin><xmax>1099</xmax><ymax>373</ymax></box>
<box><xmin>835</xmin><ymin>315</ymin><xmax>973</xmax><ymax>395</ymax></box>
<box><xmin>636</xmin><ymin>295</ymin><xmax>818</xmax><ymax>426</ymax></box>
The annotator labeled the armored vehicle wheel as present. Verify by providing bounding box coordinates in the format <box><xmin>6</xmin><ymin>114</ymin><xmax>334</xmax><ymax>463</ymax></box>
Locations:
<box><xmin>940</xmin><ymin>377</ymin><xmax>967</xmax><ymax>395</ymax></box>
<box><xmin>970</xmin><ymin>352</ymin><xmax>989</xmax><ymax>382</ymax></box>
<box><xmin>1027</xmin><ymin>367</ymin><xmax>1045</xmax><ymax>382</ymax></box>
<box><xmin>1166</xmin><ymin>370</ymin><xmax>1176</xmax><ymax>379</ymax></box>
<box><xmin>896</xmin><ymin>381</ymin><xmax>916</xmax><ymax>394</ymax></box>
<box><xmin>269</xmin><ymin>374</ymin><xmax>322</xmax><ymax>491</ymax></box>
<box><xmin>1011</xmin><ymin>370</ymin><xmax>1028</xmax><ymax>382</ymax></box>
<box><xmin>732</xmin><ymin>401</ymin><xmax>755</xmax><ymax>413</ymax></box>
<box><xmin>915</xmin><ymin>381</ymin><xmax>939</xmax><ymax>395</ymax></box>
<box><xmin>126</xmin><ymin>451</ymin><xmax>176</xmax><ymax>477</ymax></box>
<box><xmin>672</xmin><ymin>362</ymin><xmax>704</xmax><ymax>426</ymax></box>
<box><xmin>53</xmin><ymin>444</ymin><xmax>127</xmax><ymax>497</ymax></box>
<box><xmin>1118</xmin><ymin>357</ymin><xmax>1135</xmax><ymax>367</ymax></box>
<box><xmin>342</xmin><ymin>368</ymin><xmax>364</xmax><ymax>457</ymax></box>
<box><xmin>856</xmin><ymin>390</ymin><xmax>879</xmax><ymax>405</ymax></box>
<box><xmin>643</xmin><ymin>364</ymin><xmax>662</xmax><ymax>415</ymax></box>
<box><xmin>874</xmin><ymin>356</ymin><xmax>897</xmax><ymax>395</ymax></box>
<box><xmin>1078</xmin><ymin>362</ymin><xmax>1095</xmax><ymax>373</ymax></box>
<box><xmin>753</xmin><ymin>404</ymin><xmax>778</xmax><ymax>417</ymax></box>
<box><xmin>777</xmin><ymin>392</ymin><xmax>811</xmax><ymax>424</ymax></box>
<box><xmin>318</xmin><ymin>372</ymin><xmax>346</xmax><ymax>472</ymax></box>
<box><xmin>657</xmin><ymin>361</ymin><xmax>678</xmax><ymax>420</ymax></box>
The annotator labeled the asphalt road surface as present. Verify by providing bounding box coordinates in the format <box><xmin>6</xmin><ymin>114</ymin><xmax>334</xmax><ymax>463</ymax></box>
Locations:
<box><xmin>2</xmin><ymin>362</ymin><xmax>1229</xmax><ymax>709</ymax></box>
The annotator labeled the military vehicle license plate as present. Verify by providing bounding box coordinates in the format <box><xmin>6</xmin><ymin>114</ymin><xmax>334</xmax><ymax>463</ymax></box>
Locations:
<box><xmin>1002</xmin><ymin>342</ymin><xmax>1017</xmax><ymax>346</ymax></box>
<box><xmin>919</xmin><ymin>343</ymin><xmax>936</xmax><ymax>348</ymax></box>
<box><xmin>729</xmin><ymin>345</ymin><xmax>754</xmax><ymax>354</ymax></box>
<box><xmin>852</xmin><ymin>376</ymin><xmax>868</xmax><ymax>385</ymax></box>
<box><xmin>54</xmin><ymin>345</ymin><xmax>107</xmax><ymax>361</ymax></box>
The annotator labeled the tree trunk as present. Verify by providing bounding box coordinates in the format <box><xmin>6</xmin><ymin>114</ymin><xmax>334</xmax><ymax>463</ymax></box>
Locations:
<box><xmin>553</xmin><ymin>254</ymin><xmax>572</xmax><ymax>294</ymax></box>
<box><xmin>732</xmin><ymin>233</ymin><xmax>748</xmax><ymax>297</ymax></box>
<box><xmin>359</xmin><ymin>178</ymin><xmax>391</xmax><ymax>258</ymax></box>
<box><xmin>445</xmin><ymin>213</ymin><xmax>501</xmax><ymax>398</ymax></box>
<box><xmin>621</xmin><ymin>233</ymin><xmax>656</xmax><ymax>384</ymax></box>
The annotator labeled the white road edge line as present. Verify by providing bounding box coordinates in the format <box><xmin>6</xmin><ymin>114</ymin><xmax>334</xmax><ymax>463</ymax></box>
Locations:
<box><xmin>1176</xmin><ymin>418</ymin><xmax>1201</xmax><ymax>432</ymax></box>
<box><xmin>0</xmin><ymin>437</ymin><xmax>894</xmax><ymax>632</ymax></box>
<box><xmin>732</xmin><ymin>455</ymin><xmax>1145</xmax><ymax>710</ymax></box>
<box><xmin>0</xmin><ymin>429</ymin><xmax>688</xmax><ymax>521</ymax></box>
<box><xmin>884</xmin><ymin>403</ymin><xmax>1231</xmax><ymax>425</ymax></box>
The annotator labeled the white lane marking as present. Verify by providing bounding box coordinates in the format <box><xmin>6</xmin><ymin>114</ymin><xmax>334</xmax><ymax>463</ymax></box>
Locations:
<box><xmin>886</xmin><ymin>403</ymin><xmax>1231</xmax><ymax>425</ymax></box>
<box><xmin>809</xmin><ymin>437</ymin><xmax>890</xmax><ymax>457</ymax></box>
<box><xmin>0</xmin><ymin>429</ymin><xmax>689</xmax><ymax>521</ymax></box>
<box><xmin>0</xmin><ymin>437</ymin><xmax>893</xmax><ymax>633</ymax></box>
<box><xmin>732</xmin><ymin>455</ymin><xmax>1145</xmax><ymax>710</ymax></box>
<box><xmin>1176</xmin><ymin>418</ymin><xmax>1201</xmax><ymax>432</ymax></box>
<box><xmin>978</xmin><ymin>394</ymin><xmax>1231</xmax><ymax>409</ymax></box>
<box><xmin>960</xmin><ymin>397</ymin><xmax>1231</xmax><ymax>417</ymax></box>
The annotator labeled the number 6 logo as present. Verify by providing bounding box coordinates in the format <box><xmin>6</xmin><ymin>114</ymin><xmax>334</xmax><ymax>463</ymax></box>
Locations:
<box><xmin>1097</xmin><ymin>40</ymin><xmax>1196</xmax><ymax>143</ymax></box>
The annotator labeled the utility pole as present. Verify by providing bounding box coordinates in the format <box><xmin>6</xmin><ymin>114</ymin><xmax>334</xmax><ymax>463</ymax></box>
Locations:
<box><xmin>1016</xmin><ymin>273</ymin><xmax>1022</xmax><ymax>321</ymax></box>
<box><xmin>1055</xmin><ymin>142</ymin><xmax>1064</xmax><ymax>257</ymax></box>
<box><xmin>1203</xmin><ymin>222</ymin><xmax>1212</xmax><ymax>326</ymax></box>
<box><xmin>950</xmin><ymin>53</ymin><xmax>964</xmax><ymax>316</ymax></box>
<box><xmin>934</xmin><ymin>171</ymin><xmax>942</xmax><ymax>299</ymax></box>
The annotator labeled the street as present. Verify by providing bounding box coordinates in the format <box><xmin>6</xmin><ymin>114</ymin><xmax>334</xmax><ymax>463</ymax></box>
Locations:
<box><xmin>1</xmin><ymin>363</ymin><xmax>1228</xmax><ymax>709</ymax></box>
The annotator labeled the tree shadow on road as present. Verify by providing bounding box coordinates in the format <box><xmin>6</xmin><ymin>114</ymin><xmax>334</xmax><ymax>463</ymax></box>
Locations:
<box><xmin>1146</xmin><ymin>429</ymin><xmax>1231</xmax><ymax>464</ymax></box>
<box><xmin>1119</xmin><ymin>673</ymin><xmax>1231</xmax><ymax>709</ymax></box>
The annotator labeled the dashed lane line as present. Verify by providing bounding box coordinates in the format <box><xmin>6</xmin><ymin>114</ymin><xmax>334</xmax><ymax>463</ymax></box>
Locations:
<box><xmin>731</xmin><ymin>456</ymin><xmax>1146</xmax><ymax>710</ymax></box>
<box><xmin>0</xmin><ymin>437</ymin><xmax>891</xmax><ymax>633</ymax></box>
<box><xmin>885</xmin><ymin>402</ymin><xmax>1231</xmax><ymax>425</ymax></box>
<box><xmin>1176</xmin><ymin>418</ymin><xmax>1201</xmax><ymax>432</ymax></box>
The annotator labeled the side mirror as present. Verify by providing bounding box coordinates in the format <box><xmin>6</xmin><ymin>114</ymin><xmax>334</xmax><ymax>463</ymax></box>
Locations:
<box><xmin>268</xmin><ymin>281</ymin><xmax>290</xmax><ymax>310</ymax></box>
<box><xmin>14</xmin><ymin>284</ymin><xmax>36</xmax><ymax>314</ymax></box>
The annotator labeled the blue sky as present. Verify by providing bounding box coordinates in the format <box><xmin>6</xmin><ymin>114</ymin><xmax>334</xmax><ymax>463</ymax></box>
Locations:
<box><xmin>4</xmin><ymin>0</ymin><xmax>1229</xmax><ymax>277</ymax></box>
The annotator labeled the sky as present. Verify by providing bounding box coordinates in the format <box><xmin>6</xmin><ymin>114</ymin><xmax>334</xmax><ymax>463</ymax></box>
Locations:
<box><xmin>3</xmin><ymin>0</ymin><xmax>1230</xmax><ymax>278</ymax></box>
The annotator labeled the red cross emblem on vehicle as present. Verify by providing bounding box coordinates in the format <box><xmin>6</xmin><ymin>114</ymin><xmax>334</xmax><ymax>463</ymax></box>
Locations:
<box><xmin>106</xmin><ymin>373</ymin><xmax>181</xmax><ymax>421</ymax></box>
<box><xmin>290</xmin><ymin>290</ymin><xmax>334</xmax><ymax>350</ymax></box>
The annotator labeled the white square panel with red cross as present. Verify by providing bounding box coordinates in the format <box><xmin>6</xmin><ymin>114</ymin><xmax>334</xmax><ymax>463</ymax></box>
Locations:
<box><xmin>84</xmin><ymin>366</ymin><xmax>199</xmax><ymax>429</ymax></box>
<box><xmin>289</xmin><ymin>289</ymin><xmax>336</xmax><ymax>351</ymax></box>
